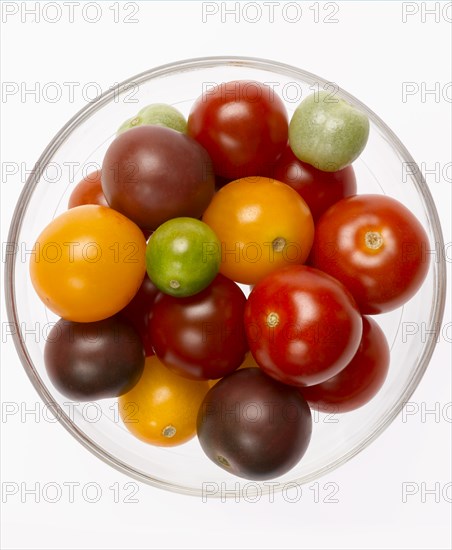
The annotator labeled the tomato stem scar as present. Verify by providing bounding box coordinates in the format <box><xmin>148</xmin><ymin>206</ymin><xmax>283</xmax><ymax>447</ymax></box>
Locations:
<box><xmin>162</xmin><ymin>425</ymin><xmax>176</xmax><ymax>438</ymax></box>
<box><xmin>272</xmin><ymin>237</ymin><xmax>286</xmax><ymax>252</ymax></box>
<box><xmin>266</xmin><ymin>312</ymin><xmax>280</xmax><ymax>328</ymax></box>
<box><xmin>169</xmin><ymin>280</ymin><xmax>180</xmax><ymax>289</ymax></box>
<box><xmin>365</xmin><ymin>231</ymin><xmax>383</xmax><ymax>250</ymax></box>
<box><xmin>217</xmin><ymin>455</ymin><xmax>230</xmax><ymax>467</ymax></box>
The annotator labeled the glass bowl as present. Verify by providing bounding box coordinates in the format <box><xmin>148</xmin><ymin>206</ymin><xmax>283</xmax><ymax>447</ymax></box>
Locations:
<box><xmin>5</xmin><ymin>56</ymin><xmax>446</xmax><ymax>497</ymax></box>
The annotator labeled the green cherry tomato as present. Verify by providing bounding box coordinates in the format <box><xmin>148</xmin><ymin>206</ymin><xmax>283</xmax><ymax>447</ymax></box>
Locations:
<box><xmin>146</xmin><ymin>217</ymin><xmax>221</xmax><ymax>297</ymax></box>
<box><xmin>289</xmin><ymin>91</ymin><xmax>369</xmax><ymax>172</ymax></box>
<box><xmin>118</xmin><ymin>103</ymin><xmax>187</xmax><ymax>135</ymax></box>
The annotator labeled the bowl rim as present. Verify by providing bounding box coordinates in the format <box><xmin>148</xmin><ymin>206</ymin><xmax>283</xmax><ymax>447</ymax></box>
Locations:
<box><xmin>4</xmin><ymin>55</ymin><xmax>447</xmax><ymax>497</ymax></box>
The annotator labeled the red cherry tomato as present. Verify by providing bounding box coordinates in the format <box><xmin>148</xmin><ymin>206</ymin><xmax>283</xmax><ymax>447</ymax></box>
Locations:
<box><xmin>119</xmin><ymin>274</ymin><xmax>159</xmax><ymax>356</ymax></box>
<box><xmin>300</xmin><ymin>316</ymin><xmax>390</xmax><ymax>412</ymax></box>
<box><xmin>68</xmin><ymin>170</ymin><xmax>108</xmax><ymax>208</ymax></box>
<box><xmin>271</xmin><ymin>145</ymin><xmax>357</xmax><ymax>222</ymax></box>
<box><xmin>188</xmin><ymin>80</ymin><xmax>288</xmax><ymax>179</ymax></box>
<box><xmin>311</xmin><ymin>194</ymin><xmax>430</xmax><ymax>314</ymax></box>
<box><xmin>244</xmin><ymin>265</ymin><xmax>363</xmax><ymax>387</ymax></box>
<box><xmin>150</xmin><ymin>274</ymin><xmax>248</xmax><ymax>380</ymax></box>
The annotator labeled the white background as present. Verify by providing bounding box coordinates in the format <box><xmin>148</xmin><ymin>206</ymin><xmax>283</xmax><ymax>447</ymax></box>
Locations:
<box><xmin>1</xmin><ymin>1</ymin><xmax>451</xmax><ymax>549</ymax></box>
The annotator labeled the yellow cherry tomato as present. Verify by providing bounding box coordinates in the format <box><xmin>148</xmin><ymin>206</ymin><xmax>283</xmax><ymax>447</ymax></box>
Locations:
<box><xmin>29</xmin><ymin>205</ymin><xmax>146</xmax><ymax>322</ymax></box>
<box><xmin>202</xmin><ymin>177</ymin><xmax>314</xmax><ymax>285</ymax></box>
<box><xmin>118</xmin><ymin>356</ymin><xmax>210</xmax><ymax>447</ymax></box>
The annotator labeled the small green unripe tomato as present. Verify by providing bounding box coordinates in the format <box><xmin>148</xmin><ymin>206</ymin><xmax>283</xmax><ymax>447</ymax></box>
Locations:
<box><xmin>289</xmin><ymin>91</ymin><xmax>369</xmax><ymax>172</ymax></box>
<box><xmin>118</xmin><ymin>103</ymin><xmax>187</xmax><ymax>135</ymax></box>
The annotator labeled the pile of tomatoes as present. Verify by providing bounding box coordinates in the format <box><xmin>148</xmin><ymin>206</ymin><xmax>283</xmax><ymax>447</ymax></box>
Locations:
<box><xmin>30</xmin><ymin>80</ymin><xmax>430</xmax><ymax>481</ymax></box>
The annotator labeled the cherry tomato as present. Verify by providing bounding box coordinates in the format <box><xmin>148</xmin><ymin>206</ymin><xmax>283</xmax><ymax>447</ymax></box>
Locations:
<box><xmin>146</xmin><ymin>217</ymin><xmax>220</xmax><ymax>297</ymax></box>
<box><xmin>119</xmin><ymin>274</ymin><xmax>159</xmax><ymax>356</ymax></box>
<box><xmin>271</xmin><ymin>145</ymin><xmax>357</xmax><ymax>222</ymax></box>
<box><xmin>102</xmin><ymin>125</ymin><xmax>215</xmax><ymax>231</ymax></box>
<box><xmin>197</xmin><ymin>368</ymin><xmax>312</xmax><ymax>480</ymax></box>
<box><xmin>118</xmin><ymin>355</ymin><xmax>209</xmax><ymax>447</ymax></box>
<box><xmin>289</xmin><ymin>91</ymin><xmax>369</xmax><ymax>172</ymax></box>
<box><xmin>150</xmin><ymin>274</ymin><xmax>248</xmax><ymax>380</ymax></box>
<box><xmin>44</xmin><ymin>316</ymin><xmax>145</xmax><ymax>401</ymax></box>
<box><xmin>188</xmin><ymin>80</ymin><xmax>288</xmax><ymax>179</ymax></box>
<box><xmin>310</xmin><ymin>194</ymin><xmax>430</xmax><ymax>314</ymax></box>
<box><xmin>244</xmin><ymin>265</ymin><xmax>363</xmax><ymax>387</ymax></box>
<box><xmin>300</xmin><ymin>317</ymin><xmax>390</xmax><ymax>412</ymax></box>
<box><xmin>202</xmin><ymin>177</ymin><xmax>314</xmax><ymax>285</ymax></box>
<box><xmin>30</xmin><ymin>205</ymin><xmax>146</xmax><ymax>322</ymax></box>
<box><xmin>68</xmin><ymin>170</ymin><xmax>108</xmax><ymax>208</ymax></box>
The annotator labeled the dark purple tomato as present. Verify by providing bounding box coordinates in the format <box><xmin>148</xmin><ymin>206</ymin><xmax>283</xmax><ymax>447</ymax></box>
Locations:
<box><xmin>149</xmin><ymin>274</ymin><xmax>248</xmax><ymax>380</ymax></box>
<box><xmin>119</xmin><ymin>274</ymin><xmax>159</xmax><ymax>356</ymax></box>
<box><xmin>44</xmin><ymin>316</ymin><xmax>145</xmax><ymax>400</ymax></box>
<box><xmin>101</xmin><ymin>125</ymin><xmax>215</xmax><ymax>231</ymax></box>
<box><xmin>271</xmin><ymin>145</ymin><xmax>357</xmax><ymax>222</ymax></box>
<box><xmin>197</xmin><ymin>368</ymin><xmax>312</xmax><ymax>480</ymax></box>
<box><xmin>300</xmin><ymin>316</ymin><xmax>390</xmax><ymax>412</ymax></box>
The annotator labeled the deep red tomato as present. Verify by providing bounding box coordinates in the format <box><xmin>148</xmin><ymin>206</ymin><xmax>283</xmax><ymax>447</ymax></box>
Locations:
<box><xmin>150</xmin><ymin>274</ymin><xmax>248</xmax><ymax>380</ymax></box>
<box><xmin>300</xmin><ymin>316</ymin><xmax>390</xmax><ymax>412</ymax></box>
<box><xmin>310</xmin><ymin>194</ymin><xmax>430</xmax><ymax>314</ymax></box>
<box><xmin>244</xmin><ymin>265</ymin><xmax>363</xmax><ymax>387</ymax></box>
<box><xmin>187</xmin><ymin>80</ymin><xmax>288</xmax><ymax>179</ymax></box>
<box><xmin>119</xmin><ymin>274</ymin><xmax>159</xmax><ymax>356</ymax></box>
<box><xmin>271</xmin><ymin>145</ymin><xmax>357</xmax><ymax>222</ymax></box>
<box><xmin>68</xmin><ymin>170</ymin><xmax>108</xmax><ymax>208</ymax></box>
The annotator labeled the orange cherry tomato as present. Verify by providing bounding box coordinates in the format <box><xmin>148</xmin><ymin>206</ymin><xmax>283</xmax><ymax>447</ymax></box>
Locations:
<box><xmin>68</xmin><ymin>170</ymin><xmax>108</xmax><ymax>208</ymax></box>
<box><xmin>29</xmin><ymin>205</ymin><xmax>146</xmax><ymax>322</ymax></box>
<box><xmin>202</xmin><ymin>176</ymin><xmax>314</xmax><ymax>285</ymax></box>
<box><xmin>118</xmin><ymin>355</ymin><xmax>209</xmax><ymax>446</ymax></box>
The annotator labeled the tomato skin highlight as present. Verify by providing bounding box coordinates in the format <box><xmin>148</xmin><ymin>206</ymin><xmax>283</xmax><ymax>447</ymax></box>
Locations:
<box><xmin>311</xmin><ymin>194</ymin><xmax>430</xmax><ymax>314</ymax></box>
<box><xmin>244</xmin><ymin>265</ymin><xmax>363</xmax><ymax>387</ymax></box>
<box><xmin>188</xmin><ymin>80</ymin><xmax>288</xmax><ymax>179</ymax></box>
<box><xmin>300</xmin><ymin>316</ymin><xmax>390</xmax><ymax>412</ymax></box>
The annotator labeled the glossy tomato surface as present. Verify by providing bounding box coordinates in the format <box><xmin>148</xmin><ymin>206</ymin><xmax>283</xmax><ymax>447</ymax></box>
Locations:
<box><xmin>102</xmin><ymin>125</ymin><xmax>215</xmax><ymax>231</ymax></box>
<box><xmin>311</xmin><ymin>194</ymin><xmax>430</xmax><ymax>314</ymax></box>
<box><xmin>197</xmin><ymin>368</ymin><xmax>312</xmax><ymax>480</ymax></box>
<box><xmin>150</xmin><ymin>274</ymin><xmax>248</xmax><ymax>380</ymax></box>
<box><xmin>271</xmin><ymin>145</ymin><xmax>357</xmax><ymax>221</ymax></box>
<box><xmin>44</xmin><ymin>316</ymin><xmax>145</xmax><ymax>401</ymax></box>
<box><xmin>244</xmin><ymin>265</ymin><xmax>363</xmax><ymax>387</ymax></box>
<box><xmin>188</xmin><ymin>80</ymin><xmax>288</xmax><ymax>179</ymax></box>
<box><xmin>29</xmin><ymin>205</ymin><xmax>146</xmax><ymax>322</ymax></box>
<box><xmin>68</xmin><ymin>170</ymin><xmax>108</xmax><ymax>208</ymax></box>
<box><xmin>300</xmin><ymin>316</ymin><xmax>390</xmax><ymax>412</ymax></box>
<box><xmin>202</xmin><ymin>177</ymin><xmax>314</xmax><ymax>285</ymax></box>
<box><xmin>119</xmin><ymin>355</ymin><xmax>209</xmax><ymax>447</ymax></box>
